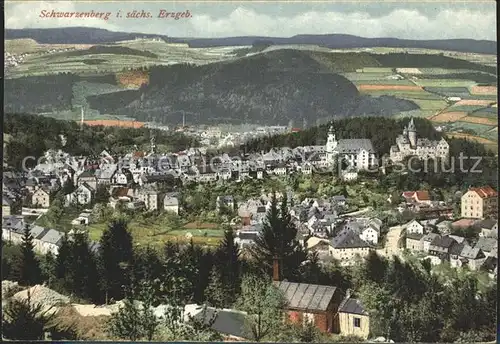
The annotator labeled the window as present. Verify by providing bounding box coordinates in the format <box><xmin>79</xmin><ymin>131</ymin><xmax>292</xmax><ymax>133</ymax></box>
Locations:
<box><xmin>354</xmin><ymin>317</ymin><xmax>361</xmax><ymax>328</ymax></box>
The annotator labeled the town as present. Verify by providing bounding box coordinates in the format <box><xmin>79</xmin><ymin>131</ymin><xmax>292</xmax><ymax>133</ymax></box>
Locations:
<box><xmin>2</xmin><ymin>116</ymin><xmax>497</xmax><ymax>342</ymax></box>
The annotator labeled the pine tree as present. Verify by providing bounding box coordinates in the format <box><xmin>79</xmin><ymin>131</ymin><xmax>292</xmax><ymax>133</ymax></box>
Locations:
<box><xmin>71</xmin><ymin>232</ymin><xmax>101</xmax><ymax>302</ymax></box>
<box><xmin>13</xmin><ymin>225</ymin><xmax>42</xmax><ymax>286</ymax></box>
<box><xmin>2</xmin><ymin>290</ymin><xmax>56</xmax><ymax>340</ymax></box>
<box><xmin>249</xmin><ymin>192</ymin><xmax>306</xmax><ymax>279</ymax></box>
<box><xmin>215</xmin><ymin>226</ymin><xmax>240</xmax><ymax>304</ymax></box>
<box><xmin>54</xmin><ymin>233</ymin><xmax>73</xmax><ymax>291</ymax></box>
<box><xmin>204</xmin><ymin>266</ymin><xmax>226</xmax><ymax>308</ymax></box>
<box><xmin>99</xmin><ymin>218</ymin><xmax>134</xmax><ymax>302</ymax></box>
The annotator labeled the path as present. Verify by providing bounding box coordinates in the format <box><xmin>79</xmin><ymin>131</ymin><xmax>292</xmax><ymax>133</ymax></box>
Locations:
<box><xmin>376</xmin><ymin>225</ymin><xmax>404</xmax><ymax>259</ymax></box>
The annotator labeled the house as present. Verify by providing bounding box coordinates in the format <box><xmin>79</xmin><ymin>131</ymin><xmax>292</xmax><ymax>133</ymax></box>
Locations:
<box><xmin>35</xmin><ymin>228</ymin><xmax>64</xmax><ymax>255</ymax></box>
<box><xmin>406</xmin><ymin>233</ymin><xmax>424</xmax><ymax>252</ymax></box>
<box><xmin>66</xmin><ymin>183</ymin><xmax>93</xmax><ymax>206</ymax></box>
<box><xmin>338</xmin><ymin>293</ymin><xmax>370</xmax><ymax>340</ymax></box>
<box><xmin>478</xmin><ymin>219</ymin><xmax>498</xmax><ymax>238</ymax></box>
<box><xmin>421</xmin><ymin>233</ymin><xmax>439</xmax><ymax>253</ymax></box>
<box><xmin>137</xmin><ymin>188</ymin><xmax>162</xmax><ymax>211</ymax></box>
<box><xmin>163</xmin><ymin>194</ymin><xmax>179</xmax><ymax>214</ymax></box>
<box><xmin>2</xmin><ymin>195</ymin><xmax>13</xmax><ymax>216</ymax></box>
<box><xmin>184</xmin><ymin>304</ymin><xmax>247</xmax><ymax>340</ymax></box>
<box><xmin>458</xmin><ymin>244</ymin><xmax>486</xmax><ymax>270</ymax></box>
<box><xmin>112</xmin><ymin>170</ymin><xmax>129</xmax><ymax>185</ymax></box>
<box><xmin>234</xmin><ymin>224</ymin><xmax>262</xmax><ymax>248</ymax></box>
<box><xmin>76</xmin><ymin>171</ymin><xmax>97</xmax><ymax>191</ymax></box>
<box><xmin>402</xmin><ymin>191</ymin><xmax>432</xmax><ymax>205</ymax></box>
<box><xmin>273</xmin><ymin>274</ymin><xmax>345</xmax><ymax>333</ymax></box>
<box><xmin>31</xmin><ymin>187</ymin><xmax>51</xmax><ymax>208</ymax></box>
<box><xmin>306</xmin><ymin>237</ymin><xmax>331</xmax><ymax>258</ymax></box>
<box><xmin>461</xmin><ymin>186</ymin><xmax>498</xmax><ymax>219</ymax></box>
<box><xmin>328</xmin><ymin>231</ymin><xmax>372</xmax><ymax>266</ymax></box>
<box><xmin>359</xmin><ymin>226</ymin><xmax>378</xmax><ymax>245</ymax></box>
<box><xmin>428</xmin><ymin>235</ymin><xmax>458</xmax><ymax>260</ymax></box>
<box><xmin>474</xmin><ymin>237</ymin><xmax>498</xmax><ymax>257</ymax></box>
<box><xmin>95</xmin><ymin>164</ymin><xmax>117</xmax><ymax>185</ymax></box>
<box><xmin>480</xmin><ymin>256</ymin><xmax>498</xmax><ymax>278</ymax></box>
<box><xmin>405</xmin><ymin>219</ymin><xmax>424</xmax><ymax>234</ymax></box>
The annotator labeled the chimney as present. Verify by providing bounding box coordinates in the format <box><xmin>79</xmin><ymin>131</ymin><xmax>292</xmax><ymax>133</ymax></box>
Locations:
<box><xmin>272</xmin><ymin>256</ymin><xmax>281</xmax><ymax>282</ymax></box>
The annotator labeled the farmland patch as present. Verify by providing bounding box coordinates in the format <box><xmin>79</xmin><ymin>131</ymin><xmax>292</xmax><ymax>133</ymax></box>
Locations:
<box><xmin>83</xmin><ymin>120</ymin><xmax>145</xmax><ymax>128</ymax></box>
<box><xmin>447</xmin><ymin>132</ymin><xmax>497</xmax><ymax>145</ymax></box>
<box><xmin>357</xmin><ymin>84</ymin><xmax>423</xmax><ymax>92</ymax></box>
<box><xmin>395</xmin><ymin>68</ymin><xmax>421</xmax><ymax>74</ymax></box>
<box><xmin>461</xmin><ymin>116</ymin><xmax>497</xmax><ymax>126</ymax></box>
<box><xmin>454</xmin><ymin>99</ymin><xmax>496</xmax><ymax>107</ymax></box>
<box><xmin>430</xmin><ymin>112</ymin><xmax>467</xmax><ymax>122</ymax></box>
<box><xmin>424</xmin><ymin>86</ymin><xmax>470</xmax><ymax>98</ymax></box>
<box><xmin>361</xmin><ymin>67</ymin><xmax>394</xmax><ymax>73</ymax></box>
<box><xmin>413</xmin><ymin>79</ymin><xmax>477</xmax><ymax>87</ymax></box>
<box><xmin>470</xmin><ymin>86</ymin><xmax>497</xmax><ymax>95</ymax></box>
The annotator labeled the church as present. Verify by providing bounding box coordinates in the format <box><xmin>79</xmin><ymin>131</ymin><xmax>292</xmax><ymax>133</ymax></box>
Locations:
<box><xmin>389</xmin><ymin>118</ymin><xmax>449</xmax><ymax>163</ymax></box>
<box><xmin>325</xmin><ymin>126</ymin><xmax>378</xmax><ymax>171</ymax></box>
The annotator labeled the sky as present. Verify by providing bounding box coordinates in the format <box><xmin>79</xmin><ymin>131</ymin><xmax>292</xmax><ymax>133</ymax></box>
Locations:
<box><xmin>5</xmin><ymin>0</ymin><xmax>497</xmax><ymax>40</ymax></box>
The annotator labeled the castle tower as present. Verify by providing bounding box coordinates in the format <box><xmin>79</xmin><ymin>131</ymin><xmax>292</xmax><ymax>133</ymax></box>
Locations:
<box><xmin>407</xmin><ymin>117</ymin><xmax>417</xmax><ymax>148</ymax></box>
<box><xmin>326</xmin><ymin>125</ymin><xmax>338</xmax><ymax>164</ymax></box>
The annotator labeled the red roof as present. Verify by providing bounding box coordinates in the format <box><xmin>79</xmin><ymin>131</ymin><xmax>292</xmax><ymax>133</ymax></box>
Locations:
<box><xmin>469</xmin><ymin>186</ymin><xmax>497</xmax><ymax>198</ymax></box>
<box><xmin>415</xmin><ymin>191</ymin><xmax>430</xmax><ymax>201</ymax></box>
<box><xmin>402</xmin><ymin>191</ymin><xmax>430</xmax><ymax>201</ymax></box>
<box><xmin>133</xmin><ymin>151</ymin><xmax>145</xmax><ymax>158</ymax></box>
<box><xmin>291</xmin><ymin>128</ymin><xmax>301</xmax><ymax>132</ymax></box>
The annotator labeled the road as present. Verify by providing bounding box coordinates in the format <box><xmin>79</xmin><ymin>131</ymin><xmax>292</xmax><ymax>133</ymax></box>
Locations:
<box><xmin>376</xmin><ymin>225</ymin><xmax>404</xmax><ymax>259</ymax></box>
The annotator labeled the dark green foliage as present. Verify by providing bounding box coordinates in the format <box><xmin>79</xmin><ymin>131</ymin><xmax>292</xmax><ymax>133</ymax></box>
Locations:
<box><xmin>12</xmin><ymin>225</ymin><xmax>42</xmax><ymax>286</ymax></box>
<box><xmin>81</xmin><ymin>50</ymin><xmax>417</xmax><ymax>125</ymax></box>
<box><xmin>99</xmin><ymin>219</ymin><xmax>134</xmax><ymax>301</ymax></box>
<box><xmin>358</xmin><ymin>256</ymin><xmax>497</xmax><ymax>343</ymax></box>
<box><xmin>4</xmin><ymin>74</ymin><xmax>77</xmax><ymax>113</ymax></box>
<box><xmin>1</xmin><ymin>240</ymin><xmax>22</xmax><ymax>281</ymax></box>
<box><xmin>1</xmin><ymin>291</ymin><xmax>63</xmax><ymax>340</ymax></box>
<box><xmin>3</xmin><ymin>113</ymin><xmax>196</xmax><ymax>169</ymax></box>
<box><xmin>204</xmin><ymin>266</ymin><xmax>227</xmax><ymax>308</ymax></box>
<box><xmin>417</xmin><ymin>72</ymin><xmax>497</xmax><ymax>84</ymax></box>
<box><xmin>249</xmin><ymin>192</ymin><xmax>307</xmax><ymax>280</ymax></box>
<box><xmin>54</xmin><ymin>232</ymin><xmax>101</xmax><ymax>303</ymax></box>
<box><xmin>213</xmin><ymin>227</ymin><xmax>241</xmax><ymax>306</ymax></box>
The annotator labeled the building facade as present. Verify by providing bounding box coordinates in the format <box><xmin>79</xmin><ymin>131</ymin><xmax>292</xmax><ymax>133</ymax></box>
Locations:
<box><xmin>390</xmin><ymin>118</ymin><xmax>449</xmax><ymax>163</ymax></box>
<box><xmin>461</xmin><ymin>186</ymin><xmax>498</xmax><ymax>219</ymax></box>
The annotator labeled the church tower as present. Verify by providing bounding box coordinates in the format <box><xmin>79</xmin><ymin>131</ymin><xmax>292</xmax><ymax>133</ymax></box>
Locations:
<box><xmin>326</xmin><ymin>125</ymin><xmax>338</xmax><ymax>164</ymax></box>
<box><xmin>407</xmin><ymin>117</ymin><xmax>417</xmax><ymax>148</ymax></box>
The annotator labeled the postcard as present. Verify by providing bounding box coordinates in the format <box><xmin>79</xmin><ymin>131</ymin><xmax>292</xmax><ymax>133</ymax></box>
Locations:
<box><xmin>2</xmin><ymin>0</ymin><xmax>498</xmax><ymax>342</ymax></box>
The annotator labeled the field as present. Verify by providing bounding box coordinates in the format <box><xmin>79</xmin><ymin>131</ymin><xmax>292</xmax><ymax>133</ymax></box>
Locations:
<box><xmin>6</xmin><ymin>39</ymin><xmax>236</xmax><ymax>78</ymax></box>
<box><xmin>357</xmin><ymin>84</ymin><xmax>423</xmax><ymax>91</ymax></box>
<box><xmin>454</xmin><ymin>99</ymin><xmax>496</xmax><ymax>106</ymax></box>
<box><xmin>470</xmin><ymin>86</ymin><xmax>497</xmax><ymax>95</ymax></box>
<box><xmin>430</xmin><ymin>112</ymin><xmax>468</xmax><ymax>122</ymax></box>
<box><xmin>87</xmin><ymin>221</ymin><xmax>223</xmax><ymax>247</ymax></box>
<box><xmin>83</xmin><ymin>120</ymin><xmax>145</xmax><ymax>128</ymax></box>
<box><xmin>460</xmin><ymin>116</ymin><xmax>497</xmax><ymax>126</ymax></box>
<box><xmin>413</xmin><ymin>79</ymin><xmax>477</xmax><ymax>87</ymax></box>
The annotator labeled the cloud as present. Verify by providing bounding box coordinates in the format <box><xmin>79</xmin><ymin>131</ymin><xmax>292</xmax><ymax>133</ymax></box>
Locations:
<box><xmin>5</xmin><ymin>1</ymin><xmax>118</xmax><ymax>30</ymax></box>
<box><xmin>5</xmin><ymin>2</ymin><xmax>496</xmax><ymax>41</ymax></box>
<box><xmin>189</xmin><ymin>7</ymin><xmax>496</xmax><ymax>40</ymax></box>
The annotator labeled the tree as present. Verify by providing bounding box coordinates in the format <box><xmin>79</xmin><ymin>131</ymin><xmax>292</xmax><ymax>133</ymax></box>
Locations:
<box><xmin>204</xmin><ymin>266</ymin><xmax>226</xmax><ymax>308</ymax></box>
<box><xmin>214</xmin><ymin>226</ymin><xmax>240</xmax><ymax>305</ymax></box>
<box><xmin>13</xmin><ymin>224</ymin><xmax>42</xmax><ymax>286</ymax></box>
<box><xmin>249</xmin><ymin>192</ymin><xmax>306</xmax><ymax>280</ymax></box>
<box><xmin>236</xmin><ymin>274</ymin><xmax>287</xmax><ymax>342</ymax></box>
<box><xmin>2</xmin><ymin>290</ymin><xmax>56</xmax><ymax>340</ymax></box>
<box><xmin>94</xmin><ymin>184</ymin><xmax>110</xmax><ymax>204</ymax></box>
<box><xmin>40</xmin><ymin>251</ymin><xmax>56</xmax><ymax>287</ymax></box>
<box><xmin>71</xmin><ymin>232</ymin><xmax>101</xmax><ymax>302</ymax></box>
<box><xmin>107</xmin><ymin>296</ymin><xmax>144</xmax><ymax>341</ymax></box>
<box><xmin>99</xmin><ymin>218</ymin><xmax>134</xmax><ymax>302</ymax></box>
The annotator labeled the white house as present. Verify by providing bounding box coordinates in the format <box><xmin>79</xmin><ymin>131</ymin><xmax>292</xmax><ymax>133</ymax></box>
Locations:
<box><xmin>406</xmin><ymin>219</ymin><xmax>424</xmax><ymax>235</ymax></box>
<box><xmin>163</xmin><ymin>194</ymin><xmax>179</xmax><ymax>214</ymax></box>
<box><xmin>66</xmin><ymin>183</ymin><xmax>93</xmax><ymax>206</ymax></box>
<box><xmin>360</xmin><ymin>226</ymin><xmax>379</xmax><ymax>245</ymax></box>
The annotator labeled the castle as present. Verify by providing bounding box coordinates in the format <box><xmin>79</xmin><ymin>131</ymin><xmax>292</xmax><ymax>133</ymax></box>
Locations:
<box><xmin>325</xmin><ymin>126</ymin><xmax>377</xmax><ymax>171</ymax></box>
<box><xmin>390</xmin><ymin>118</ymin><xmax>449</xmax><ymax>163</ymax></box>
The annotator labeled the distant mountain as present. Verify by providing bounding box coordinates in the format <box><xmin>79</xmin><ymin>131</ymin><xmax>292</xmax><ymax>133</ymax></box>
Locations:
<box><xmin>85</xmin><ymin>49</ymin><xmax>418</xmax><ymax>125</ymax></box>
<box><xmin>5</xmin><ymin>27</ymin><xmax>496</xmax><ymax>54</ymax></box>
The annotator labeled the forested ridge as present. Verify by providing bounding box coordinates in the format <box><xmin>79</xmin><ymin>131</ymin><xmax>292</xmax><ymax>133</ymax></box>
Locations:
<box><xmin>3</xmin><ymin>113</ymin><xmax>197</xmax><ymax>169</ymax></box>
